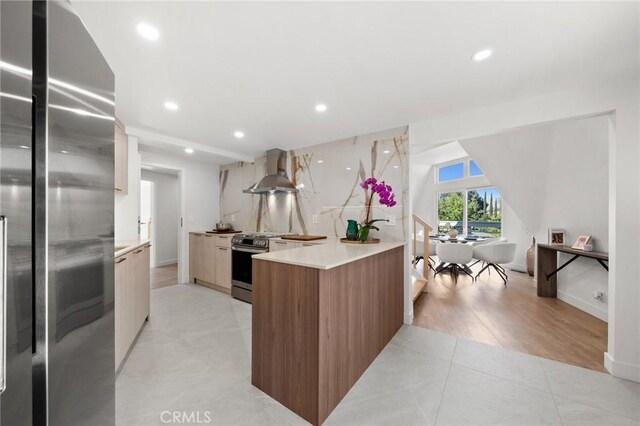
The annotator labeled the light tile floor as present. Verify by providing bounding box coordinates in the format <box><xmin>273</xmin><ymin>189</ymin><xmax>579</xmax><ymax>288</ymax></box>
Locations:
<box><xmin>117</xmin><ymin>284</ymin><xmax>640</xmax><ymax>425</ymax></box>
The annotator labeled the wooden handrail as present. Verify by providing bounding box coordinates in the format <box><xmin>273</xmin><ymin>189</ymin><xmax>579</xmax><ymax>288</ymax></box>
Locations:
<box><xmin>411</xmin><ymin>213</ymin><xmax>433</xmax><ymax>278</ymax></box>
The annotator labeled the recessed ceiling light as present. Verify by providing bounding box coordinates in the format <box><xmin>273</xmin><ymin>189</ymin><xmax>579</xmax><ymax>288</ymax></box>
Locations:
<box><xmin>346</xmin><ymin>167</ymin><xmax>351</xmax><ymax>170</ymax></box>
<box><xmin>315</xmin><ymin>104</ymin><xmax>327</xmax><ymax>113</ymax></box>
<box><xmin>136</xmin><ymin>23</ymin><xmax>159</xmax><ymax>41</ymax></box>
<box><xmin>383</xmin><ymin>150</ymin><xmax>390</xmax><ymax>154</ymax></box>
<box><xmin>184</xmin><ymin>148</ymin><xmax>194</xmax><ymax>154</ymax></box>
<box><xmin>61</xmin><ymin>150</ymin><xmax>68</xmax><ymax>154</ymax></box>
<box><xmin>19</xmin><ymin>145</ymin><xmax>29</xmax><ymax>149</ymax></box>
<box><xmin>234</xmin><ymin>131</ymin><xmax>245</xmax><ymax>139</ymax></box>
<box><xmin>393</xmin><ymin>165</ymin><xmax>399</xmax><ymax>169</ymax></box>
<box><xmin>317</xmin><ymin>160</ymin><xmax>324</xmax><ymax>164</ymax></box>
<box><xmin>472</xmin><ymin>49</ymin><xmax>492</xmax><ymax>62</ymax></box>
<box><xmin>164</xmin><ymin>101</ymin><xmax>178</xmax><ymax>111</ymax></box>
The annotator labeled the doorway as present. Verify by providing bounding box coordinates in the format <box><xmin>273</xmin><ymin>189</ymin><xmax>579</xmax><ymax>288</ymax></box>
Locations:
<box><xmin>140</xmin><ymin>167</ymin><xmax>181</xmax><ymax>289</ymax></box>
<box><xmin>409</xmin><ymin>114</ymin><xmax>610</xmax><ymax>373</ymax></box>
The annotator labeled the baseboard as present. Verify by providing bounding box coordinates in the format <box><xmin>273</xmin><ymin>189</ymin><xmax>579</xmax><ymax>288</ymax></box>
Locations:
<box><xmin>604</xmin><ymin>352</ymin><xmax>640</xmax><ymax>383</ymax></box>
<box><xmin>155</xmin><ymin>258</ymin><xmax>178</xmax><ymax>267</ymax></box>
<box><xmin>557</xmin><ymin>290</ymin><xmax>608</xmax><ymax>322</ymax></box>
<box><xmin>506</xmin><ymin>262</ymin><xmax>527</xmax><ymax>273</ymax></box>
<box><xmin>404</xmin><ymin>310</ymin><xmax>413</xmax><ymax>325</ymax></box>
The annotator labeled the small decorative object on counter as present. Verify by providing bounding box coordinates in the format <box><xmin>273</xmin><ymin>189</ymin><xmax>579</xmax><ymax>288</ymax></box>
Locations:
<box><xmin>346</xmin><ymin>219</ymin><xmax>359</xmax><ymax>241</ymax></box>
<box><xmin>526</xmin><ymin>236</ymin><xmax>536</xmax><ymax>276</ymax></box>
<box><xmin>447</xmin><ymin>229</ymin><xmax>458</xmax><ymax>240</ymax></box>
<box><xmin>343</xmin><ymin>177</ymin><xmax>396</xmax><ymax>244</ymax></box>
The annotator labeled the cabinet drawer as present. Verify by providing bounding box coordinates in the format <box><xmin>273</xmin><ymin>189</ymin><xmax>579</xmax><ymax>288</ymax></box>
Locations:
<box><xmin>215</xmin><ymin>235</ymin><xmax>232</xmax><ymax>247</ymax></box>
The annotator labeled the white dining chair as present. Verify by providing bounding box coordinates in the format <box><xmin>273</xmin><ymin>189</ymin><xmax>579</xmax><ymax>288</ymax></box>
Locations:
<box><xmin>435</xmin><ymin>243</ymin><xmax>473</xmax><ymax>283</ymax></box>
<box><xmin>472</xmin><ymin>242</ymin><xmax>517</xmax><ymax>284</ymax></box>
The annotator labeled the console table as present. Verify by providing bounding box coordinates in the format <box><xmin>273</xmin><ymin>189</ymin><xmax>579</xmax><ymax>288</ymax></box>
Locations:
<box><xmin>536</xmin><ymin>243</ymin><xmax>609</xmax><ymax>297</ymax></box>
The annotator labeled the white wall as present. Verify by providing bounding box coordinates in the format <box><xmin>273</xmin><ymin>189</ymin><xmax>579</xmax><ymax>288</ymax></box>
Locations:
<box><xmin>461</xmin><ymin>116</ymin><xmax>609</xmax><ymax>321</ymax></box>
<box><xmin>115</xmin><ymin>135</ymin><xmax>141</xmax><ymax>241</ymax></box>
<box><xmin>409</xmin><ymin>76</ymin><xmax>640</xmax><ymax>382</ymax></box>
<box><xmin>141</xmin><ymin>170</ymin><xmax>179</xmax><ymax>267</ymax></box>
<box><xmin>140</xmin><ymin>150</ymin><xmax>220</xmax><ymax>283</ymax></box>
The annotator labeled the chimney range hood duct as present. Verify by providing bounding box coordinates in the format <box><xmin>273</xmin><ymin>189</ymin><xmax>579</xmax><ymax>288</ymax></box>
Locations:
<box><xmin>243</xmin><ymin>148</ymin><xmax>298</xmax><ymax>194</ymax></box>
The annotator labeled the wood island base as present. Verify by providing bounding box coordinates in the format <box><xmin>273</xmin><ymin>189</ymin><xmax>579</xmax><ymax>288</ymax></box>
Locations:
<box><xmin>251</xmin><ymin>246</ymin><xmax>404</xmax><ymax>425</ymax></box>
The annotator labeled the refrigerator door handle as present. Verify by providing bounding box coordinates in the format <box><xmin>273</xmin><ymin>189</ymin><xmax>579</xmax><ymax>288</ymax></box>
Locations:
<box><xmin>0</xmin><ymin>215</ymin><xmax>6</xmax><ymax>394</ymax></box>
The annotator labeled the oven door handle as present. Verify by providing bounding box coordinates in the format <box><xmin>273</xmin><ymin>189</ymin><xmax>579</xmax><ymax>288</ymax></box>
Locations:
<box><xmin>231</xmin><ymin>246</ymin><xmax>268</xmax><ymax>254</ymax></box>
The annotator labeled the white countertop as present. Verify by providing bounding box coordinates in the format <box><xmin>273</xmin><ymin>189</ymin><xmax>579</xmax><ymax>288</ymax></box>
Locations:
<box><xmin>253</xmin><ymin>237</ymin><xmax>405</xmax><ymax>270</ymax></box>
<box><xmin>115</xmin><ymin>239</ymin><xmax>150</xmax><ymax>258</ymax></box>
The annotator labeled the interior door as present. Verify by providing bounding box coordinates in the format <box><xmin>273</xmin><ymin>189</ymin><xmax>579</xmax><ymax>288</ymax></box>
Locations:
<box><xmin>0</xmin><ymin>2</ymin><xmax>33</xmax><ymax>425</ymax></box>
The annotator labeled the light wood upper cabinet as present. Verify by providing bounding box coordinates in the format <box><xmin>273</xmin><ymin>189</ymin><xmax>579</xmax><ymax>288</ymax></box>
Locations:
<box><xmin>114</xmin><ymin>118</ymin><xmax>128</xmax><ymax>194</ymax></box>
<box><xmin>215</xmin><ymin>246</ymin><xmax>232</xmax><ymax>289</ymax></box>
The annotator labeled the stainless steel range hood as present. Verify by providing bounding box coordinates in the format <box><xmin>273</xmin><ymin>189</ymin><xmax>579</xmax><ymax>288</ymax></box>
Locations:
<box><xmin>243</xmin><ymin>148</ymin><xmax>298</xmax><ymax>194</ymax></box>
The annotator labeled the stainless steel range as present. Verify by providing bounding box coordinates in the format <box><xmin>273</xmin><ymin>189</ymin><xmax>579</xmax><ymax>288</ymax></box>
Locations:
<box><xmin>231</xmin><ymin>232</ymin><xmax>290</xmax><ymax>303</ymax></box>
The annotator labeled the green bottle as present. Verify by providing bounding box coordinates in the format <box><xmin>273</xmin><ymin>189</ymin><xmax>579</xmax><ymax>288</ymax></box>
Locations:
<box><xmin>346</xmin><ymin>220</ymin><xmax>358</xmax><ymax>240</ymax></box>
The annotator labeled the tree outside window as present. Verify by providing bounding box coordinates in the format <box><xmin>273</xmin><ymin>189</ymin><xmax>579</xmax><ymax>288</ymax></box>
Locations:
<box><xmin>437</xmin><ymin>192</ymin><xmax>464</xmax><ymax>234</ymax></box>
<box><xmin>437</xmin><ymin>188</ymin><xmax>502</xmax><ymax>237</ymax></box>
<box><xmin>468</xmin><ymin>188</ymin><xmax>501</xmax><ymax>237</ymax></box>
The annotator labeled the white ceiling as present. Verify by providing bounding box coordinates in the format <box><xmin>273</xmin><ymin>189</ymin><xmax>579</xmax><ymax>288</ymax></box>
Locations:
<box><xmin>73</xmin><ymin>1</ymin><xmax>637</xmax><ymax>163</ymax></box>
<box><xmin>413</xmin><ymin>141</ymin><xmax>468</xmax><ymax>166</ymax></box>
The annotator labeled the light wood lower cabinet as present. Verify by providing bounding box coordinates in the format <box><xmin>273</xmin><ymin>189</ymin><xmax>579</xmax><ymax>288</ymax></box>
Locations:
<box><xmin>189</xmin><ymin>233</ymin><xmax>203</xmax><ymax>282</ymax></box>
<box><xmin>202</xmin><ymin>235</ymin><xmax>217</xmax><ymax>284</ymax></box>
<box><xmin>189</xmin><ymin>232</ymin><xmax>232</xmax><ymax>292</ymax></box>
<box><xmin>115</xmin><ymin>244</ymin><xmax>150</xmax><ymax>371</ymax></box>
<box><xmin>215</xmin><ymin>247</ymin><xmax>232</xmax><ymax>289</ymax></box>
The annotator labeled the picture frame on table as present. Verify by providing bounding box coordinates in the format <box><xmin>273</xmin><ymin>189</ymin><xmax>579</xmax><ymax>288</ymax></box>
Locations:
<box><xmin>548</xmin><ymin>229</ymin><xmax>566</xmax><ymax>245</ymax></box>
<box><xmin>572</xmin><ymin>235</ymin><xmax>592</xmax><ymax>250</ymax></box>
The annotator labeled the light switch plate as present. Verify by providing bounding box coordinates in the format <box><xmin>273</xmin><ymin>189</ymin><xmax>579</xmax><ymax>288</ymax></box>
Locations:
<box><xmin>385</xmin><ymin>215</ymin><xmax>396</xmax><ymax>226</ymax></box>
<box><xmin>230</xmin><ymin>214</ymin><xmax>235</xmax><ymax>222</ymax></box>
<box><xmin>312</xmin><ymin>214</ymin><xmax>318</xmax><ymax>224</ymax></box>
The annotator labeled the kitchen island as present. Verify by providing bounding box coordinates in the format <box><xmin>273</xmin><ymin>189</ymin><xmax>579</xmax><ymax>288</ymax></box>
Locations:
<box><xmin>251</xmin><ymin>239</ymin><xmax>405</xmax><ymax>425</ymax></box>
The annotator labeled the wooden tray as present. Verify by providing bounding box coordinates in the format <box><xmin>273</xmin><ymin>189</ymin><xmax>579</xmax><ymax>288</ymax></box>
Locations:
<box><xmin>340</xmin><ymin>238</ymin><xmax>380</xmax><ymax>244</ymax></box>
<box><xmin>281</xmin><ymin>235</ymin><xmax>327</xmax><ymax>241</ymax></box>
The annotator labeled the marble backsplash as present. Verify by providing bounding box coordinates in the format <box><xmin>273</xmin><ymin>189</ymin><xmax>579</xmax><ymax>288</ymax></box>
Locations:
<box><xmin>219</xmin><ymin>126</ymin><xmax>409</xmax><ymax>241</ymax></box>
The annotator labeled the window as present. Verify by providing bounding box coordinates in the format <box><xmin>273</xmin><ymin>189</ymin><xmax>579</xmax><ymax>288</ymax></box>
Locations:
<box><xmin>467</xmin><ymin>187</ymin><xmax>502</xmax><ymax>237</ymax></box>
<box><xmin>469</xmin><ymin>160</ymin><xmax>483</xmax><ymax>177</ymax></box>
<box><xmin>438</xmin><ymin>162</ymin><xmax>464</xmax><ymax>182</ymax></box>
<box><xmin>436</xmin><ymin>187</ymin><xmax>502</xmax><ymax>237</ymax></box>
<box><xmin>437</xmin><ymin>191</ymin><xmax>464</xmax><ymax>234</ymax></box>
<box><xmin>437</xmin><ymin>159</ymin><xmax>484</xmax><ymax>182</ymax></box>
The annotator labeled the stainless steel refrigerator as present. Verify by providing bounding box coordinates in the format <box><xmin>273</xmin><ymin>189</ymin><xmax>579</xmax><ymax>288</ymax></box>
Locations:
<box><xmin>1</xmin><ymin>1</ymin><xmax>115</xmax><ymax>424</ymax></box>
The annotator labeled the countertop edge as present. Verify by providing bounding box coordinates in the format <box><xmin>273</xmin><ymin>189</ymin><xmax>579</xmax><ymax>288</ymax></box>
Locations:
<box><xmin>115</xmin><ymin>239</ymin><xmax>151</xmax><ymax>258</ymax></box>
<box><xmin>253</xmin><ymin>240</ymin><xmax>406</xmax><ymax>270</ymax></box>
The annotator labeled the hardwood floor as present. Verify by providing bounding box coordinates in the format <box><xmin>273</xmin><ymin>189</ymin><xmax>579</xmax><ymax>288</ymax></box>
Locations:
<box><xmin>412</xmin><ymin>263</ymin><xmax>608</xmax><ymax>373</ymax></box>
<box><xmin>150</xmin><ymin>263</ymin><xmax>178</xmax><ymax>289</ymax></box>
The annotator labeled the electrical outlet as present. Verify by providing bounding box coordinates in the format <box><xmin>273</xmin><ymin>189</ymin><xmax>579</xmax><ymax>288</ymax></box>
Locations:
<box><xmin>385</xmin><ymin>215</ymin><xmax>396</xmax><ymax>226</ymax></box>
<box><xmin>593</xmin><ymin>290</ymin><xmax>605</xmax><ymax>302</ymax></box>
<box><xmin>312</xmin><ymin>214</ymin><xmax>318</xmax><ymax>224</ymax></box>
